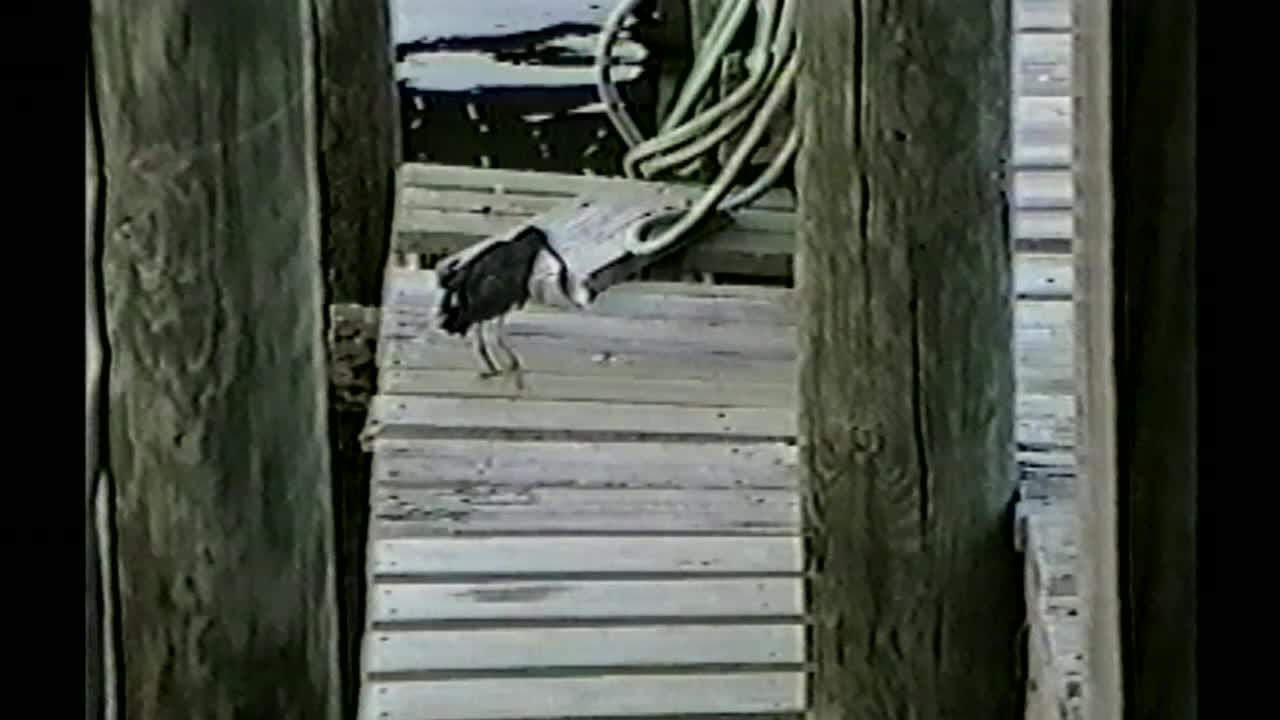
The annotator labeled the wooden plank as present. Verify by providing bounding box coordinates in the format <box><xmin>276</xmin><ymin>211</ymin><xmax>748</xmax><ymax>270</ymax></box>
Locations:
<box><xmin>376</xmin><ymin>300</ymin><xmax>1072</xmax><ymax>396</ymax></box>
<box><xmin>1015</xmin><ymin>96</ymin><xmax>1072</xmax><ymax>166</ymax></box>
<box><xmin>379</xmin><ymin>334</ymin><xmax>791</xmax><ymax>383</ymax></box>
<box><xmin>1019</xmin><ymin>252</ymin><xmax>1074</xmax><ymax>298</ymax></box>
<box><xmin>368</xmin><ymin>535</ymin><xmax>804</xmax><ymax>576</ymax></box>
<box><xmin>388</xmin><ymin>271</ymin><xmax>797</xmax><ymax>325</ymax></box>
<box><xmin>1015</xmin><ymin>32</ymin><xmax>1072</xmax><ymax>97</ymax></box>
<box><xmin>380</xmin><ymin>305</ymin><xmax>796</xmax><ymax>357</ymax></box>
<box><xmin>401</xmin><ymin>187</ymin><xmax>795</xmax><ymax>233</ymax></box>
<box><xmin>377</xmin><ymin>369</ymin><xmax>795</xmax><ymax>408</ymax></box>
<box><xmin>1015</xmin><ymin>0</ymin><xmax>1072</xmax><ymax>29</ymax></box>
<box><xmin>371</xmin><ymin>439</ymin><xmax>798</xmax><ymax>489</ymax></box>
<box><xmin>361</xmin><ymin>672</ymin><xmax>807</xmax><ymax>719</ymax></box>
<box><xmin>1015</xmin><ymin>208</ymin><xmax>1072</xmax><ymax>240</ymax></box>
<box><xmin>366</xmin><ymin>624</ymin><xmax>806</xmax><ymax>673</ymax></box>
<box><xmin>367</xmin><ymin>396</ymin><xmax>793</xmax><ymax>441</ymax></box>
<box><xmin>369</xmin><ymin>578</ymin><xmax>806</xmax><ymax>621</ymax></box>
<box><xmin>1073</xmin><ymin>0</ymin><xmax>1123</xmax><ymax>715</ymax></box>
<box><xmin>373</xmin><ymin>485</ymin><xmax>801</xmax><ymax>535</ymax></box>
<box><xmin>1014</xmin><ymin>170</ymin><xmax>1073</xmax><ymax>210</ymax></box>
<box><xmin>400</xmin><ymin>162</ymin><xmax>798</xmax><ymax>212</ymax></box>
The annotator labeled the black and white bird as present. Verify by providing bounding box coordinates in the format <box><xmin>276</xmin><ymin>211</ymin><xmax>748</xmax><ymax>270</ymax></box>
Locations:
<box><xmin>435</xmin><ymin>225</ymin><xmax>595</xmax><ymax>388</ymax></box>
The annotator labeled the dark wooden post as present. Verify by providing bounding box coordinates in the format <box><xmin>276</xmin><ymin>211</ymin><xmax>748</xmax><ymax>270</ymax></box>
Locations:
<box><xmin>1112</xmin><ymin>0</ymin><xmax>1198</xmax><ymax>716</ymax></box>
<box><xmin>314</xmin><ymin>0</ymin><xmax>399</xmax><ymax>307</ymax></box>
<box><xmin>312</xmin><ymin>1</ymin><xmax>399</xmax><ymax>713</ymax></box>
<box><xmin>796</xmin><ymin>2</ymin><xmax>1020</xmax><ymax>718</ymax></box>
<box><xmin>88</xmin><ymin>0</ymin><xmax>342</xmax><ymax>716</ymax></box>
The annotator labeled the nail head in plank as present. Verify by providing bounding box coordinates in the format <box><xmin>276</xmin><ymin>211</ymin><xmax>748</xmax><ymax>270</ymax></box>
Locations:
<box><xmin>368</xmin><ymin>578</ymin><xmax>806</xmax><ymax>621</ymax></box>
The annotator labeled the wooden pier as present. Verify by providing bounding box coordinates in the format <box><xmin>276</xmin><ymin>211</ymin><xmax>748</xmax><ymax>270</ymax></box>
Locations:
<box><xmin>355</xmin><ymin>142</ymin><xmax>1073</xmax><ymax>718</ymax></box>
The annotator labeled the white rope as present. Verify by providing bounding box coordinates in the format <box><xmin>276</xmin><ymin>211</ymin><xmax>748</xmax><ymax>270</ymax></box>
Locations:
<box><xmin>596</xmin><ymin>0</ymin><xmax>798</xmax><ymax>257</ymax></box>
<box><xmin>625</xmin><ymin>52</ymin><xmax>798</xmax><ymax>255</ymax></box>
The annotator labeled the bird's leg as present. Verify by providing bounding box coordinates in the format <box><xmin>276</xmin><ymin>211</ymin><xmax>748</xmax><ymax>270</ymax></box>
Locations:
<box><xmin>492</xmin><ymin>315</ymin><xmax>525</xmax><ymax>391</ymax></box>
<box><xmin>471</xmin><ymin>322</ymin><xmax>501</xmax><ymax>378</ymax></box>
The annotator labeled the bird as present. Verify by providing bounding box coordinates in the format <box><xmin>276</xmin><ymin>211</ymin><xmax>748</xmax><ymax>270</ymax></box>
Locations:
<box><xmin>435</xmin><ymin>224</ymin><xmax>595</xmax><ymax>389</ymax></box>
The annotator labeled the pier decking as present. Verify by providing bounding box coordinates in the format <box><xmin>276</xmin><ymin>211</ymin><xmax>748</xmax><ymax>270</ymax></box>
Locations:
<box><xmin>356</xmin><ymin>144</ymin><xmax>1072</xmax><ymax>718</ymax></box>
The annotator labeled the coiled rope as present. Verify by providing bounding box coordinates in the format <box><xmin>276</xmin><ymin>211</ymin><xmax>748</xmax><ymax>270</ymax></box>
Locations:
<box><xmin>594</xmin><ymin>0</ymin><xmax>799</xmax><ymax>256</ymax></box>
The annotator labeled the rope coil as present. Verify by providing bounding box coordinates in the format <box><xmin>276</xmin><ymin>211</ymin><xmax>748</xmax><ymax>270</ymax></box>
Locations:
<box><xmin>595</xmin><ymin>0</ymin><xmax>798</xmax><ymax>257</ymax></box>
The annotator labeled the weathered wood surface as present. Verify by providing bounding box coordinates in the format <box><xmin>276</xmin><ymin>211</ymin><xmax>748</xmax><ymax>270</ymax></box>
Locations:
<box><xmin>796</xmin><ymin>1</ymin><xmax>1021</xmax><ymax>719</ymax></box>
<box><xmin>367</xmin><ymin>624</ymin><xmax>806</xmax><ymax>672</ymax></box>
<box><xmin>370</xmin><ymin>578</ymin><xmax>806</xmax><ymax>621</ymax></box>
<box><xmin>1016</xmin><ymin>0</ymin><xmax>1072</xmax><ymax>30</ymax></box>
<box><xmin>368</xmin><ymin>534</ymin><xmax>804</xmax><ymax>575</ymax></box>
<box><xmin>1072</xmin><ymin>0</ymin><xmax>1123</xmax><ymax>717</ymax></box>
<box><xmin>360</xmin><ymin>265</ymin><xmax>809</xmax><ymax>720</ymax></box>
<box><xmin>362</xmin><ymin>674</ymin><xmax>807</xmax><ymax>720</ymax></box>
<box><xmin>312</xmin><ymin>1</ymin><xmax>399</xmax><ymax>710</ymax></box>
<box><xmin>89</xmin><ymin>1</ymin><xmax>342</xmax><ymax>717</ymax></box>
<box><xmin>394</xmin><ymin>159</ymin><xmax>1073</xmax><ymax>280</ymax></box>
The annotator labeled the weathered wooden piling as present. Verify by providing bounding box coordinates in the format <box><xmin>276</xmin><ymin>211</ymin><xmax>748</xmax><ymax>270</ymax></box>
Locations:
<box><xmin>795</xmin><ymin>1</ymin><xmax>1021</xmax><ymax>718</ymax></box>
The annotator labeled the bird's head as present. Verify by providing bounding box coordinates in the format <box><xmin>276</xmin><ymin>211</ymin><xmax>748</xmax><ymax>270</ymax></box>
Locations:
<box><xmin>565</xmin><ymin>276</ymin><xmax>598</xmax><ymax>308</ymax></box>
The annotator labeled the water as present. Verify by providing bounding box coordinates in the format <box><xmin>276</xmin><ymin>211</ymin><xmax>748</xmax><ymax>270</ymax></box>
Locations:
<box><xmin>394</xmin><ymin>0</ymin><xmax>668</xmax><ymax>176</ymax></box>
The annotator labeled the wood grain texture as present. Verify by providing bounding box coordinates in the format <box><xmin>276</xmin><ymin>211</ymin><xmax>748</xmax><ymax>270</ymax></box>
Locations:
<box><xmin>1113</xmin><ymin>0</ymin><xmax>1198</xmax><ymax>715</ymax></box>
<box><xmin>394</xmin><ymin>161</ymin><xmax>1069</xmax><ymax>281</ymax></box>
<box><xmin>362</xmin><ymin>673</ymin><xmax>807</xmax><ymax>719</ymax></box>
<box><xmin>796</xmin><ymin>1</ymin><xmax>1021</xmax><ymax>718</ymax></box>
<box><xmin>366</xmin><ymin>624</ymin><xmax>806</xmax><ymax>673</ymax></box>
<box><xmin>1015</xmin><ymin>33</ymin><xmax>1072</xmax><ymax>97</ymax></box>
<box><xmin>89</xmin><ymin>1</ymin><xmax>341</xmax><ymax>717</ymax></box>
<box><xmin>367</xmin><ymin>395</ymin><xmax>794</xmax><ymax>441</ymax></box>
<box><xmin>1015</xmin><ymin>97</ymin><xmax>1072</xmax><ymax>166</ymax></box>
<box><xmin>369</xmin><ymin>578</ymin><xmax>805</xmax><ymax>622</ymax></box>
<box><xmin>368</xmin><ymin>535</ymin><xmax>804</xmax><ymax>575</ymax></box>
<box><xmin>372</xmin><ymin>438</ymin><xmax>798</xmax><ymax>489</ymax></box>
<box><xmin>312</xmin><ymin>2</ymin><xmax>398</xmax><ymax>708</ymax></box>
<box><xmin>1016</xmin><ymin>0</ymin><xmax>1072</xmax><ymax>29</ymax></box>
<box><xmin>373</xmin><ymin>485</ymin><xmax>801</xmax><ymax>535</ymax></box>
<box><xmin>1072</xmin><ymin>0</ymin><xmax>1123</xmax><ymax>716</ymax></box>
<box><xmin>375</xmin><ymin>270</ymin><xmax>1072</xmax><ymax>394</ymax></box>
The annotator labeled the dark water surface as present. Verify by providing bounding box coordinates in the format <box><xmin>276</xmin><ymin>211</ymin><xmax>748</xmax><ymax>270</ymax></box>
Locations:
<box><xmin>394</xmin><ymin>0</ymin><xmax>671</xmax><ymax>176</ymax></box>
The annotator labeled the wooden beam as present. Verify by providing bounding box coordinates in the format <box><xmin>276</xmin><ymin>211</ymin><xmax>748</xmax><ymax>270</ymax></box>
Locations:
<box><xmin>88</xmin><ymin>0</ymin><xmax>342</xmax><ymax>716</ymax></box>
<box><xmin>796</xmin><ymin>2</ymin><xmax>1020</xmax><ymax>718</ymax></box>
<box><xmin>313</xmin><ymin>0</ymin><xmax>399</xmax><ymax>306</ymax></box>
<box><xmin>312</xmin><ymin>2</ymin><xmax>399</xmax><ymax>713</ymax></box>
<box><xmin>1072</xmin><ymin>0</ymin><xmax>1123</xmax><ymax>716</ymax></box>
<box><xmin>1113</xmin><ymin>0</ymin><xmax>1198</xmax><ymax>716</ymax></box>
